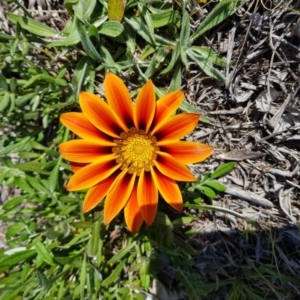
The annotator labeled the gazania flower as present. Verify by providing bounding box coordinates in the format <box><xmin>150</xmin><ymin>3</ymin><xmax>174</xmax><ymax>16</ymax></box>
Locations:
<box><xmin>59</xmin><ymin>73</ymin><xmax>213</xmax><ymax>232</ymax></box>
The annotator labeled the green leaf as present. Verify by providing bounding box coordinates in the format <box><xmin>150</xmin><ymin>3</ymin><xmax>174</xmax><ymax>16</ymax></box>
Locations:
<box><xmin>74</xmin><ymin>0</ymin><xmax>97</xmax><ymax>21</ymax></box>
<box><xmin>48</xmin><ymin>158</ymin><xmax>61</xmax><ymax>192</ymax></box>
<box><xmin>194</xmin><ymin>185</ymin><xmax>216</xmax><ymax>198</ymax></box>
<box><xmin>47</xmin><ymin>26</ymin><xmax>80</xmax><ymax>47</ymax></box>
<box><xmin>172</xmin><ymin>216</ymin><xmax>195</xmax><ymax>226</ymax></box>
<box><xmin>72</xmin><ymin>56</ymin><xmax>89</xmax><ymax>99</ymax></box>
<box><xmin>192</xmin><ymin>46</ymin><xmax>228</xmax><ymax>67</ymax></box>
<box><xmin>101</xmin><ymin>261</ymin><xmax>125</xmax><ymax>287</ymax></box>
<box><xmin>139</xmin><ymin>4</ymin><xmax>155</xmax><ymax>44</ymax></box>
<box><xmin>6</xmin><ymin>13</ymin><xmax>58</xmax><ymax>37</ymax></box>
<box><xmin>6</xmin><ymin>224</ymin><xmax>26</xmax><ymax>237</ymax></box>
<box><xmin>0</xmin><ymin>32</ymin><xmax>16</xmax><ymax>40</ymax></box>
<box><xmin>35</xmin><ymin>241</ymin><xmax>54</xmax><ymax>266</ymax></box>
<box><xmin>0</xmin><ymin>92</ymin><xmax>10</xmax><ymax>111</ymax></box>
<box><xmin>14</xmin><ymin>162</ymin><xmax>48</xmax><ymax>174</ymax></box>
<box><xmin>108</xmin><ymin>242</ymin><xmax>136</xmax><ymax>264</ymax></box>
<box><xmin>87</xmin><ymin>219</ymin><xmax>101</xmax><ymax>256</ymax></box>
<box><xmin>0</xmin><ymin>74</ymin><xmax>8</xmax><ymax>90</ymax></box>
<box><xmin>151</xmin><ymin>9</ymin><xmax>180</xmax><ymax>28</ymax></box>
<box><xmin>26</xmin><ymin>175</ymin><xmax>50</xmax><ymax>193</ymax></box>
<box><xmin>180</xmin><ymin>8</ymin><xmax>190</xmax><ymax>47</ymax></box>
<box><xmin>167</xmin><ymin>63</ymin><xmax>181</xmax><ymax>92</ymax></box>
<box><xmin>202</xmin><ymin>180</ymin><xmax>227</xmax><ymax>192</ymax></box>
<box><xmin>160</xmin><ymin>43</ymin><xmax>180</xmax><ymax>75</ymax></box>
<box><xmin>99</xmin><ymin>21</ymin><xmax>124</xmax><ymax>37</ymax></box>
<box><xmin>187</xmin><ymin>49</ymin><xmax>226</xmax><ymax>82</ymax></box>
<box><xmin>210</xmin><ymin>162</ymin><xmax>236</xmax><ymax>179</ymax></box>
<box><xmin>124</xmin><ymin>16</ymin><xmax>154</xmax><ymax>44</ymax></box>
<box><xmin>2</xmin><ymin>194</ymin><xmax>30</xmax><ymax>210</ymax></box>
<box><xmin>14</xmin><ymin>177</ymin><xmax>34</xmax><ymax>194</ymax></box>
<box><xmin>36</xmin><ymin>270</ymin><xmax>51</xmax><ymax>290</ymax></box>
<box><xmin>0</xmin><ymin>250</ymin><xmax>36</xmax><ymax>273</ymax></box>
<box><xmin>76</xmin><ymin>19</ymin><xmax>102</xmax><ymax>61</ymax></box>
<box><xmin>0</xmin><ymin>137</ymin><xmax>30</xmax><ymax>156</ymax></box>
<box><xmin>190</xmin><ymin>0</ymin><xmax>242</xmax><ymax>42</ymax></box>
<box><xmin>79</xmin><ymin>254</ymin><xmax>87</xmax><ymax>298</ymax></box>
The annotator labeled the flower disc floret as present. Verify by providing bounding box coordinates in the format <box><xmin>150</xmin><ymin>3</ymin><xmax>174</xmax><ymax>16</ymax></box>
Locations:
<box><xmin>113</xmin><ymin>127</ymin><xmax>159</xmax><ymax>175</ymax></box>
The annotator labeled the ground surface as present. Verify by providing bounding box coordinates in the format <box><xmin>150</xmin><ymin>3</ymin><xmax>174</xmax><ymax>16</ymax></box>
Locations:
<box><xmin>1</xmin><ymin>0</ymin><xmax>300</xmax><ymax>299</ymax></box>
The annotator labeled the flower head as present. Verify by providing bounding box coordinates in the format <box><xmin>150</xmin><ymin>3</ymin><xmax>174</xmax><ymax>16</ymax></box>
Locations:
<box><xmin>59</xmin><ymin>73</ymin><xmax>213</xmax><ymax>232</ymax></box>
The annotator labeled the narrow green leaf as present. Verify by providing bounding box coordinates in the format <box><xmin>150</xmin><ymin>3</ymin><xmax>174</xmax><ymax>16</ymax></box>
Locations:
<box><xmin>0</xmin><ymin>32</ymin><xmax>16</xmax><ymax>40</ymax></box>
<box><xmin>29</xmin><ymin>140</ymin><xmax>47</xmax><ymax>151</ymax></box>
<box><xmin>101</xmin><ymin>260</ymin><xmax>125</xmax><ymax>287</ymax></box>
<box><xmin>6</xmin><ymin>13</ymin><xmax>58</xmax><ymax>37</ymax></box>
<box><xmin>36</xmin><ymin>270</ymin><xmax>51</xmax><ymax>290</ymax></box>
<box><xmin>14</xmin><ymin>177</ymin><xmax>35</xmax><ymax>194</ymax></box>
<box><xmin>76</xmin><ymin>19</ymin><xmax>102</xmax><ymax>61</ymax></box>
<box><xmin>48</xmin><ymin>158</ymin><xmax>61</xmax><ymax>192</ymax></box>
<box><xmin>26</xmin><ymin>175</ymin><xmax>50</xmax><ymax>193</ymax></box>
<box><xmin>167</xmin><ymin>63</ymin><xmax>181</xmax><ymax>92</ymax></box>
<box><xmin>139</xmin><ymin>4</ymin><xmax>155</xmax><ymax>43</ymax></box>
<box><xmin>124</xmin><ymin>16</ymin><xmax>154</xmax><ymax>44</ymax></box>
<box><xmin>87</xmin><ymin>219</ymin><xmax>101</xmax><ymax>256</ymax></box>
<box><xmin>202</xmin><ymin>180</ymin><xmax>227</xmax><ymax>192</ymax></box>
<box><xmin>180</xmin><ymin>8</ymin><xmax>190</xmax><ymax>47</ymax></box>
<box><xmin>108</xmin><ymin>242</ymin><xmax>135</xmax><ymax>264</ymax></box>
<box><xmin>48</xmin><ymin>27</ymin><xmax>80</xmax><ymax>47</ymax></box>
<box><xmin>160</xmin><ymin>43</ymin><xmax>180</xmax><ymax>75</ymax></box>
<box><xmin>192</xmin><ymin>46</ymin><xmax>228</xmax><ymax>67</ymax></box>
<box><xmin>0</xmin><ymin>137</ymin><xmax>30</xmax><ymax>156</ymax></box>
<box><xmin>187</xmin><ymin>49</ymin><xmax>226</xmax><ymax>82</ymax></box>
<box><xmin>210</xmin><ymin>162</ymin><xmax>236</xmax><ymax>179</ymax></box>
<box><xmin>74</xmin><ymin>0</ymin><xmax>96</xmax><ymax>21</ymax></box>
<box><xmin>15</xmin><ymin>162</ymin><xmax>49</xmax><ymax>174</ymax></box>
<box><xmin>194</xmin><ymin>185</ymin><xmax>216</xmax><ymax>198</ymax></box>
<box><xmin>0</xmin><ymin>250</ymin><xmax>36</xmax><ymax>273</ymax></box>
<box><xmin>172</xmin><ymin>216</ymin><xmax>195</xmax><ymax>226</ymax></box>
<box><xmin>2</xmin><ymin>194</ymin><xmax>31</xmax><ymax>210</ymax></box>
<box><xmin>79</xmin><ymin>254</ymin><xmax>87</xmax><ymax>298</ymax></box>
<box><xmin>190</xmin><ymin>0</ymin><xmax>242</xmax><ymax>42</ymax></box>
<box><xmin>35</xmin><ymin>241</ymin><xmax>54</xmax><ymax>266</ymax></box>
<box><xmin>174</xmin><ymin>235</ymin><xmax>198</xmax><ymax>255</ymax></box>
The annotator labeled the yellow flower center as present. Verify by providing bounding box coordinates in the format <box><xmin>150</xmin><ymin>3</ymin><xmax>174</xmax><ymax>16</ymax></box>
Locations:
<box><xmin>113</xmin><ymin>127</ymin><xmax>159</xmax><ymax>175</ymax></box>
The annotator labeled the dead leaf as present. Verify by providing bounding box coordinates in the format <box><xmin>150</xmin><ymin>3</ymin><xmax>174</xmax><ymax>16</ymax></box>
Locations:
<box><xmin>217</xmin><ymin>150</ymin><xmax>265</xmax><ymax>161</ymax></box>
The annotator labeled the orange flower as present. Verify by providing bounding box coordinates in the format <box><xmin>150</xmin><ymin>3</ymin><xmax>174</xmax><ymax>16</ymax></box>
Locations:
<box><xmin>59</xmin><ymin>73</ymin><xmax>213</xmax><ymax>232</ymax></box>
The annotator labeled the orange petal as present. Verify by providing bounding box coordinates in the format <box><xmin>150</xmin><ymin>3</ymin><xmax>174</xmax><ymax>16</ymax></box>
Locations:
<box><xmin>70</xmin><ymin>162</ymin><xmax>88</xmax><ymax>173</ymax></box>
<box><xmin>104</xmin><ymin>170</ymin><xmax>136</xmax><ymax>225</ymax></box>
<box><xmin>137</xmin><ymin>170</ymin><xmax>158</xmax><ymax>226</ymax></box>
<box><xmin>157</xmin><ymin>141</ymin><xmax>214</xmax><ymax>164</ymax></box>
<box><xmin>104</xmin><ymin>73</ymin><xmax>135</xmax><ymax>128</ymax></box>
<box><xmin>134</xmin><ymin>80</ymin><xmax>156</xmax><ymax>132</ymax></box>
<box><xmin>60</xmin><ymin>112</ymin><xmax>109</xmax><ymax>141</ymax></box>
<box><xmin>151</xmin><ymin>167</ymin><xmax>183</xmax><ymax>212</ymax></box>
<box><xmin>66</xmin><ymin>155</ymin><xmax>120</xmax><ymax>191</ymax></box>
<box><xmin>80</xmin><ymin>92</ymin><xmax>127</xmax><ymax>138</ymax></box>
<box><xmin>59</xmin><ymin>140</ymin><xmax>113</xmax><ymax>163</ymax></box>
<box><xmin>151</xmin><ymin>90</ymin><xmax>184</xmax><ymax>131</ymax></box>
<box><xmin>82</xmin><ymin>175</ymin><xmax>117</xmax><ymax>213</ymax></box>
<box><xmin>124</xmin><ymin>185</ymin><xmax>144</xmax><ymax>233</ymax></box>
<box><xmin>151</xmin><ymin>113</ymin><xmax>200</xmax><ymax>141</ymax></box>
<box><xmin>154</xmin><ymin>152</ymin><xmax>196</xmax><ymax>182</ymax></box>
